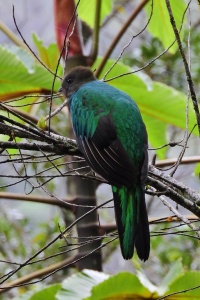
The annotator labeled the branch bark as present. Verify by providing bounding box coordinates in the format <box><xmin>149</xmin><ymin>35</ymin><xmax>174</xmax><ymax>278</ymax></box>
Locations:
<box><xmin>148</xmin><ymin>165</ymin><xmax>200</xmax><ymax>217</ymax></box>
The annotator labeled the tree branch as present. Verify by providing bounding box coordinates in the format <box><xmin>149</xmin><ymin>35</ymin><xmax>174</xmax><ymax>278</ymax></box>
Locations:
<box><xmin>0</xmin><ymin>141</ymin><xmax>80</xmax><ymax>155</ymax></box>
<box><xmin>155</xmin><ymin>156</ymin><xmax>200</xmax><ymax>167</ymax></box>
<box><xmin>0</xmin><ymin>122</ymin><xmax>45</xmax><ymax>142</ymax></box>
<box><xmin>148</xmin><ymin>165</ymin><xmax>200</xmax><ymax>217</ymax></box>
<box><xmin>0</xmin><ymin>256</ymin><xmax>76</xmax><ymax>293</ymax></box>
<box><xmin>0</xmin><ymin>192</ymin><xmax>74</xmax><ymax>210</ymax></box>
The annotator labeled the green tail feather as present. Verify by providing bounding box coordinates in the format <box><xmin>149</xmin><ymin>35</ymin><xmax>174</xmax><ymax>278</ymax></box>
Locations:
<box><xmin>112</xmin><ymin>185</ymin><xmax>150</xmax><ymax>260</ymax></box>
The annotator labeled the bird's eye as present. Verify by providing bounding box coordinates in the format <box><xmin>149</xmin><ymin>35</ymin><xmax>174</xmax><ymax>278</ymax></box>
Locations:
<box><xmin>67</xmin><ymin>78</ymin><xmax>73</xmax><ymax>84</ymax></box>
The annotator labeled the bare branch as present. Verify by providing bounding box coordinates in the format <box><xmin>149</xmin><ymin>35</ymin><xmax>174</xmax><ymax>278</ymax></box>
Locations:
<box><xmin>155</xmin><ymin>156</ymin><xmax>200</xmax><ymax>167</ymax></box>
<box><xmin>0</xmin><ymin>141</ymin><xmax>79</xmax><ymax>155</ymax></box>
<box><xmin>148</xmin><ymin>165</ymin><xmax>200</xmax><ymax>218</ymax></box>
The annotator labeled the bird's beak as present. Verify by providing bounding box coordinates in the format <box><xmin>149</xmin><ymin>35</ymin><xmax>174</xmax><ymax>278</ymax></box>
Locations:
<box><xmin>58</xmin><ymin>87</ymin><xmax>63</xmax><ymax>93</ymax></box>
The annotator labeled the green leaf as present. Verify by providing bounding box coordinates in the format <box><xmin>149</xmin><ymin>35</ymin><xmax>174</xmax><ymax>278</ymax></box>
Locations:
<box><xmin>93</xmin><ymin>58</ymin><xmax>198</xmax><ymax>158</ymax></box>
<box><xmin>29</xmin><ymin>284</ymin><xmax>61</xmax><ymax>300</ymax></box>
<box><xmin>145</xmin><ymin>0</ymin><xmax>186</xmax><ymax>53</ymax></box>
<box><xmin>194</xmin><ymin>163</ymin><xmax>200</xmax><ymax>177</ymax></box>
<box><xmin>13</xmin><ymin>284</ymin><xmax>61</xmax><ymax>300</ymax></box>
<box><xmin>5</xmin><ymin>44</ymin><xmax>35</xmax><ymax>73</ymax></box>
<box><xmin>167</xmin><ymin>271</ymin><xmax>200</xmax><ymax>299</ymax></box>
<box><xmin>56</xmin><ymin>269</ymin><xmax>109</xmax><ymax>300</ymax></box>
<box><xmin>86</xmin><ymin>272</ymin><xmax>153</xmax><ymax>300</ymax></box>
<box><xmin>0</xmin><ymin>45</ymin><xmax>61</xmax><ymax>100</ymax></box>
<box><xmin>75</xmin><ymin>0</ymin><xmax>112</xmax><ymax>28</ymax></box>
<box><xmin>32</xmin><ymin>33</ymin><xmax>62</xmax><ymax>74</ymax></box>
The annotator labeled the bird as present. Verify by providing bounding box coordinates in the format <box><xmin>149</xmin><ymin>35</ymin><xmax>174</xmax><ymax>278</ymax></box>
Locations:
<box><xmin>60</xmin><ymin>66</ymin><xmax>150</xmax><ymax>261</ymax></box>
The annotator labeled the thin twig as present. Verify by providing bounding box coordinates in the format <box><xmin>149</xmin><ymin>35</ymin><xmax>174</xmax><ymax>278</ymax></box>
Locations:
<box><xmin>165</xmin><ymin>0</ymin><xmax>200</xmax><ymax>135</ymax></box>
<box><xmin>0</xmin><ymin>237</ymin><xmax>117</xmax><ymax>292</ymax></box>
<box><xmin>0</xmin><ymin>256</ymin><xmax>76</xmax><ymax>293</ymax></box>
<box><xmin>12</xmin><ymin>5</ymin><xmax>61</xmax><ymax>79</ymax></box>
<box><xmin>45</xmin><ymin>97</ymin><xmax>68</xmax><ymax>121</ymax></box>
<box><xmin>153</xmin><ymin>188</ymin><xmax>200</xmax><ymax>239</ymax></box>
<box><xmin>0</xmin><ymin>198</ymin><xmax>112</xmax><ymax>286</ymax></box>
<box><xmin>103</xmin><ymin>1</ymin><xmax>190</xmax><ymax>82</ymax></box>
<box><xmin>48</xmin><ymin>0</ymin><xmax>81</xmax><ymax>134</ymax></box>
<box><xmin>158</xmin><ymin>284</ymin><xmax>200</xmax><ymax>300</ymax></box>
<box><xmin>95</xmin><ymin>0</ymin><xmax>150</xmax><ymax>78</ymax></box>
<box><xmin>102</xmin><ymin>0</ymin><xmax>153</xmax><ymax>80</ymax></box>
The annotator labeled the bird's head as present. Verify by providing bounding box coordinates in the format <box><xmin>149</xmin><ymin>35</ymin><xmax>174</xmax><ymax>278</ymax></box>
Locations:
<box><xmin>59</xmin><ymin>66</ymin><xmax>96</xmax><ymax>99</ymax></box>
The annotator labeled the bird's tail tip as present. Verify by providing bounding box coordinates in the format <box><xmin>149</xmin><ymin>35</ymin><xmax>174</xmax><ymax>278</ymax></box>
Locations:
<box><xmin>113</xmin><ymin>185</ymin><xmax>150</xmax><ymax>261</ymax></box>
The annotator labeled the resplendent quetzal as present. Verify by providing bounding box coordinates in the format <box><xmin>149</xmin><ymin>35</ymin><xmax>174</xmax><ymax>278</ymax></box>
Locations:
<box><xmin>60</xmin><ymin>66</ymin><xmax>150</xmax><ymax>261</ymax></box>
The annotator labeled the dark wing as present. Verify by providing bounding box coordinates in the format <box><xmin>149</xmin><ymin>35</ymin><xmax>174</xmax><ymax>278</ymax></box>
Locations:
<box><xmin>77</xmin><ymin>114</ymin><xmax>139</xmax><ymax>188</ymax></box>
<box><xmin>140</xmin><ymin>126</ymin><xmax>148</xmax><ymax>185</ymax></box>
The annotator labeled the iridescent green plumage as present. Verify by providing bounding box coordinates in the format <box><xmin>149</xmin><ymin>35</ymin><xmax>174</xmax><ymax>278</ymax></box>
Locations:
<box><xmin>61</xmin><ymin>67</ymin><xmax>150</xmax><ymax>260</ymax></box>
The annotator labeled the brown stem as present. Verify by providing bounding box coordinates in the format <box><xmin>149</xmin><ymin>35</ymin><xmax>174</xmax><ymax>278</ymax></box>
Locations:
<box><xmin>155</xmin><ymin>156</ymin><xmax>200</xmax><ymax>167</ymax></box>
<box><xmin>89</xmin><ymin>0</ymin><xmax>102</xmax><ymax>63</ymax></box>
<box><xmin>0</xmin><ymin>192</ymin><xmax>85</xmax><ymax>210</ymax></box>
<box><xmin>100</xmin><ymin>214</ymin><xmax>199</xmax><ymax>233</ymax></box>
<box><xmin>0</xmin><ymin>256</ymin><xmax>76</xmax><ymax>293</ymax></box>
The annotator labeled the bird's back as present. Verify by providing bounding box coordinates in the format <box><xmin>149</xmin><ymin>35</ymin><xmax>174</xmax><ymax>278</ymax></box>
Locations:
<box><xmin>69</xmin><ymin>80</ymin><xmax>147</xmax><ymax>168</ymax></box>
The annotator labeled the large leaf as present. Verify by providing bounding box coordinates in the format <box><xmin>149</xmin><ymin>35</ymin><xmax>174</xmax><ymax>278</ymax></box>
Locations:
<box><xmin>167</xmin><ymin>271</ymin><xmax>200</xmax><ymax>299</ymax></box>
<box><xmin>17</xmin><ymin>269</ymin><xmax>200</xmax><ymax>300</ymax></box>
<box><xmin>86</xmin><ymin>272</ymin><xmax>153</xmax><ymax>300</ymax></box>
<box><xmin>93</xmin><ymin>59</ymin><xmax>198</xmax><ymax>158</ymax></box>
<box><xmin>56</xmin><ymin>269</ymin><xmax>109</xmax><ymax>300</ymax></box>
<box><xmin>75</xmin><ymin>0</ymin><xmax>113</xmax><ymax>28</ymax></box>
<box><xmin>29</xmin><ymin>284</ymin><xmax>61</xmax><ymax>300</ymax></box>
<box><xmin>32</xmin><ymin>33</ymin><xmax>62</xmax><ymax>75</ymax></box>
<box><xmin>145</xmin><ymin>0</ymin><xmax>186</xmax><ymax>53</ymax></box>
<box><xmin>0</xmin><ymin>45</ymin><xmax>61</xmax><ymax>100</ymax></box>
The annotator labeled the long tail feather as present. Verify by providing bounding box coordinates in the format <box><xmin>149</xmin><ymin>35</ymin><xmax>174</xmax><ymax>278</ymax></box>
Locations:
<box><xmin>135</xmin><ymin>189</ymin><xmax>150</xmax><ymax>261</ymax></box>
<box><xmin>112</xmin><ymin>185</ymin><xmax>150</xmax><ymax>260</ymax></box>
